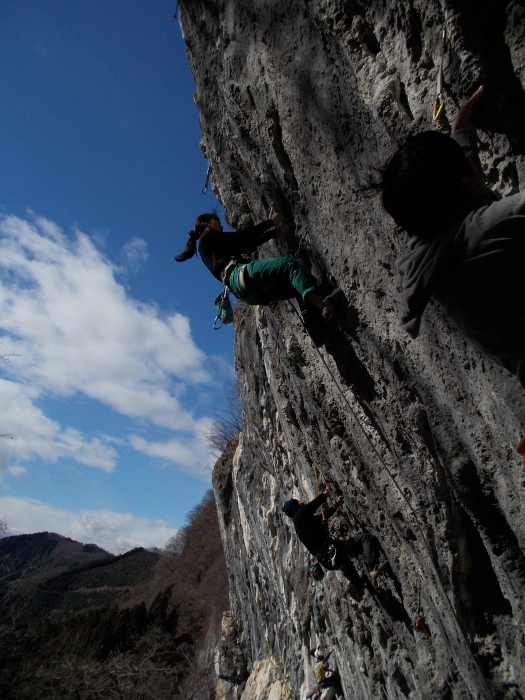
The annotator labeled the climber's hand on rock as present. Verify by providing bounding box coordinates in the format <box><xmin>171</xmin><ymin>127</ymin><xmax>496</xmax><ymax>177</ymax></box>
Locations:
<box><xmin>272</xmin><ymin>211</ymin><xmax>291</xmax><ymax>238</ymax></box>
<box><xmin>452</xmin><ymin>85</ymin><xmax>484</xmax><ymax>133</ymax></box>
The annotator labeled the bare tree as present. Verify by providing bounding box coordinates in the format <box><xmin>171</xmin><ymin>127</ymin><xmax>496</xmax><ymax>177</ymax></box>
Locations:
<box><xmin>205</xmin><ymin>380</ymin><xmax>243</xmax><ymax>455</ymax></box>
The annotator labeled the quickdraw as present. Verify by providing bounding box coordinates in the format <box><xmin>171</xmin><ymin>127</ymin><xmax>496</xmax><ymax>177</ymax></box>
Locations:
<box><xmin>171</xmin><ymin>0</ymin><xmax>180</xmax><ymax>21</ymax></box>
<box><xmin>213</xmin><ymin>284</ymin><xmax>233</xmax><ymax>330</ymax></box>
<box><xmin>202</xmin><ymin>128</ymin><xmax>225</xmax><ymax>194</ymax></box>
<box><xmin>433</xmin><ymin>27</ymin><xmax>449</xmax><ymax>121</ymax></box>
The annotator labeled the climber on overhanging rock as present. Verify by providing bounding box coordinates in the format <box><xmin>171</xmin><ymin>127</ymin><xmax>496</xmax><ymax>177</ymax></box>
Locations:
<box><xmin>378</xmin><ymin>86</ymin><xmax>525</xmax><ymax>391</ymax></box>
<box><xmin>282</xmin><ymin>489</ymin><xmax>388</xmax><ymax>584</ymax></box>
<box><xmin>305</xmin><ymin>660</ymin><xmax>344</xmax><ymax>699</ymax></box>
<box><xmin>377</xmin><ymin>86</ymin><xmax>525</xmax><ymax>463</ymax></box>
<box><xmin>174</xmin><ymin>210</ymin><xmax>342</xmax><ymax>345</ymax></box>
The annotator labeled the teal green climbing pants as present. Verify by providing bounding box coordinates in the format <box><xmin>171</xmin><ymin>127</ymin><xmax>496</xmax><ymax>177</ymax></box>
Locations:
<box><xmin>228</xmin><ymin>256</ymin><xmax>321</xmax><ymax>305</ymax></box>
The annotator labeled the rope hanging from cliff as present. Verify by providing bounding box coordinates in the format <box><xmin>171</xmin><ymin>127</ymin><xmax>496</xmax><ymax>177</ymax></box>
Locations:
<box><xmin>433</xmin><ymin>26</ymin><xmax>449</xmax><ymax>121</ymax></box>
<box><xmin>414</xmin><ymin>570</ymin><xmax>424</xmax><ymax>629</ymax></box>
<box><xmin>286</xmin><ymin>298</ymin><xmax>495</xmax><ymax>700</ymax></box>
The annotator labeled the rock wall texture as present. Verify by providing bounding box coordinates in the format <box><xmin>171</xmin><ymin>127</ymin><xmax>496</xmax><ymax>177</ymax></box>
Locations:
<box><xmin>179</xmin><ymin>1</ymin><xmax>525</xmax><ymax>698</ymax></box>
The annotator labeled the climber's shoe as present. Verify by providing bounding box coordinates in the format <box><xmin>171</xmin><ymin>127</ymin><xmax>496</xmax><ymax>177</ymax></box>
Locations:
<box><xmin>369</xmin><ymin>561</ymin><xmax>389</xmax><ymax>578</ymax></box>
<box><xmin>322</xmin><ymin>288</ymin><xmax>343</xmax><ymax>320</ymax></box>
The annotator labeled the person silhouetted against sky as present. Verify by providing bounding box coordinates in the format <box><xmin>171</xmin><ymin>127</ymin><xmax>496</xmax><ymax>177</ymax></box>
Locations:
<box><xmin>175</xmin><ymin>210</ymin><xmax>341</xmax><ymax>344</ymax></box>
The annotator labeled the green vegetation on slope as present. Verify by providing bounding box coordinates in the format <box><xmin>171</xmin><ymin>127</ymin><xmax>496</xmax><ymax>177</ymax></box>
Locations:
<box><xmin>0</xmin><ymin>490</ymin><xmax>229</xmax><ymax>699</ymax></box>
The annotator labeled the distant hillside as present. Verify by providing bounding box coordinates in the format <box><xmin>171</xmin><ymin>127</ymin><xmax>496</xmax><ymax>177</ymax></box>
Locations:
<box><xmin>0</xmin><ymin>531</ymin><xmax>109</xmax><ymax>587</ymax></box>
<box><xmin>0</xmin><ymin>489</ymin><xmax>229</xmax><ymax>700</ymax></box>
<box><xmin>0</xmin><ymin>532</ymin><xmax>161</xmax><ymax>627</ymax></box>
<box><xmin>0</xmin><ymin>532</ymin><xmax>102</xmax><ymax>589</ymax></box>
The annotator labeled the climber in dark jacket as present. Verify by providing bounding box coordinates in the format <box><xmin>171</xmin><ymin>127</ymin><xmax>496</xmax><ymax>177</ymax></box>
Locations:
<box><xmin>282</xmin><ymin>490</ymin><xmax>385</xmax><ymax>581</ymax></box>
<box><xmin>305</xmin><ymin>660</ymin><xmax>344</xmax><ymax>699</ymax></box>
<box><xmin>174</xmin><ymin>212</ymin><xmax>341</xmax><ymax>339</ymax></box>
<box><xmin>380</xmin><ymin>86</ymin><xmax>525</xmax><ymax>389</ymax></box>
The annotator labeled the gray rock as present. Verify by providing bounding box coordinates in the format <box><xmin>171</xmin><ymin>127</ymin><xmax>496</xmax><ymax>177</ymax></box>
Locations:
<box><xmin>182</xmin><ymin>1</ymin><xmax>525</xmax><ymax>698</ymax></box>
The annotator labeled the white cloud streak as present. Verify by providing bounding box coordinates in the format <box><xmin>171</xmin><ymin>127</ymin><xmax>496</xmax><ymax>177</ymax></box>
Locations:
<box><xmin>0</xmin><ymin>496</ymin><xmax>177</xmax><ymax>554</ymax></box>
<box><xmin>120</xmin><ymin>237</ymin><xmax>149</xmax><ymax>273</ymax></box>
<box><xmin>129</xmin><ymin>416</ymin><xmax>215</xmax><ymax>478</ymax></box>
<box><xmin>0</xmin><ymin>212</ymin><xmax>222</xmax><ymax>476</ymax></box>
<box><xmin>0</xmin><ymin>379</ymin><xmax>117</xmax><ymax>471</ymax></box>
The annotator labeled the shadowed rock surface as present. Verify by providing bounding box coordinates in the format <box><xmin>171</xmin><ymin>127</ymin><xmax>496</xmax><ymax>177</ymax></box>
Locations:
<box><xmin>179</xmin><ymin>1</ymin><xmax>525</xmax><ymax>698</ymax></box>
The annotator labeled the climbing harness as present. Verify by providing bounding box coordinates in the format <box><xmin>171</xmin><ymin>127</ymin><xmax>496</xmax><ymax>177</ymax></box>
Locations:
<box><xmin>433</xmin><ymin>27</ymin><xmax>449</xmax><ymax>121</ymax></box>
<box><xmin>213</xmin><ymin>285</ymin><xmax>234</xmax><ymax>329</ymax></box>
<box><xmin>213</xmin><ymin>256</ymin><xmax>248</xmax><ymax>329</ymax></box>
<box><xmin>202</xmin><ymin>127</ymin><xmax>225</xmax><ymax>194</ymax></box>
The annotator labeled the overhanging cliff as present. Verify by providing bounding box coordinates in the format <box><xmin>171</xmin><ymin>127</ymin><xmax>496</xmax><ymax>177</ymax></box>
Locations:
<box><xmin>179</xmin><ymin>2</ymin><xmax>525</xmax><ymax>698</ymax></box>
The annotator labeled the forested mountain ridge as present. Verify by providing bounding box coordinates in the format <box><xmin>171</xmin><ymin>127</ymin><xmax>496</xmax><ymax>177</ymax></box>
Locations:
<box><xmin>0</xmin><ymin>489</ymin><xmax>229</xmax><ymax>699</ymax></box>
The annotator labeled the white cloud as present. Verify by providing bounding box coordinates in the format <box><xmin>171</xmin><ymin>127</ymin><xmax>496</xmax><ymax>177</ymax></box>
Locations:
<box><xmin>0</xmin><ymin>496</ymin><xmax>177</xmax><ymax>554</ymax></box>
<box><xmin>0</xmin><ymin>212</ymin><xmax>223</xmax><ymax>475</ymax></box>
<box><xmin>6</xmin><ymin>465</ymin><xmax>27</xmax><ymax>480</ymax></box>
<box><xmin>120</xmin><ymin>237</ymin><xmax>148</xmax><ymax>273</ymax></box>
<box><xmin>130</xmin><ymin>418</ymin><xmax>215</xmax><ymax>478</ymax></box>
<box><xmin>0</xmin><ymin>379</ymin><xmax>117</xmax><ymax>471</ymax></box>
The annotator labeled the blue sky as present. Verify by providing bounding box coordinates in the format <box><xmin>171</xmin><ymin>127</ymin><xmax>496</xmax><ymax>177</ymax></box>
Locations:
<box><xmin>0</xmin><ymin>1</ymin><xmax>234</xmax><ymax>553</ymax></box>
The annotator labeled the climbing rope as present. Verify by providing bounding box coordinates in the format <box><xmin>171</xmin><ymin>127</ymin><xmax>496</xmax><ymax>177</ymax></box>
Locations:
<box><xmin>414</xmin><ymin>570</ymin><xmax>424</xmax><ymax>629</ymax></box>
<box><xmin>202</xmin><ymin>127</ymin><xmax>225</xmax><ymax>194</ymax></box>
<box><xmin>285</xmin><ymin>299</ymin><xmax>495</xmax><ymax>700</ymax></box>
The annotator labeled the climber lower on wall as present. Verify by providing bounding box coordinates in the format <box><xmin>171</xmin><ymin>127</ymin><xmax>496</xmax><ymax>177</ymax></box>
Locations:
<box><xmin>305</xmin><ymin>656</ymin><xmax>344</xmax><ymax>699</ymax></box>
<box><xmin>305</xmin><ymin>675</ymin><xmax>343</xmax><ymax>699</ymax></box>
<box><xmin>282</xmin><ymin>489</ymin><xmax>387</xmax><ymax>587</ymax></box>
<box><xmin>174</xmin><ymin>210</ymin><xmax>341</xmax><ymax>344</ymax></box>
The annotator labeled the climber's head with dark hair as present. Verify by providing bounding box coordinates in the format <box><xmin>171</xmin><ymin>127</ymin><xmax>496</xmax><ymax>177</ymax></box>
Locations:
<box><xmin>381</xmin><ymin>130</ymin><xmax>473</xmax><ymax>240</ymax></box>
<box><xmin>174</xmin><ymin>213</ymin><xmax>222</xmax><ymax>262</ymax></box>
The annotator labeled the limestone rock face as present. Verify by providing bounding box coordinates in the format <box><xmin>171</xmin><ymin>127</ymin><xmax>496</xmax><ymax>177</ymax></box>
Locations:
<box><xmin>180</xmin><ymin>1</ymin><xmax>525</xmax><ymax>698</ymax></box>
<box><xmin>215</xmin><ymin>612</ymin><xmax>249</xmax><ymax>700</ymax></box>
